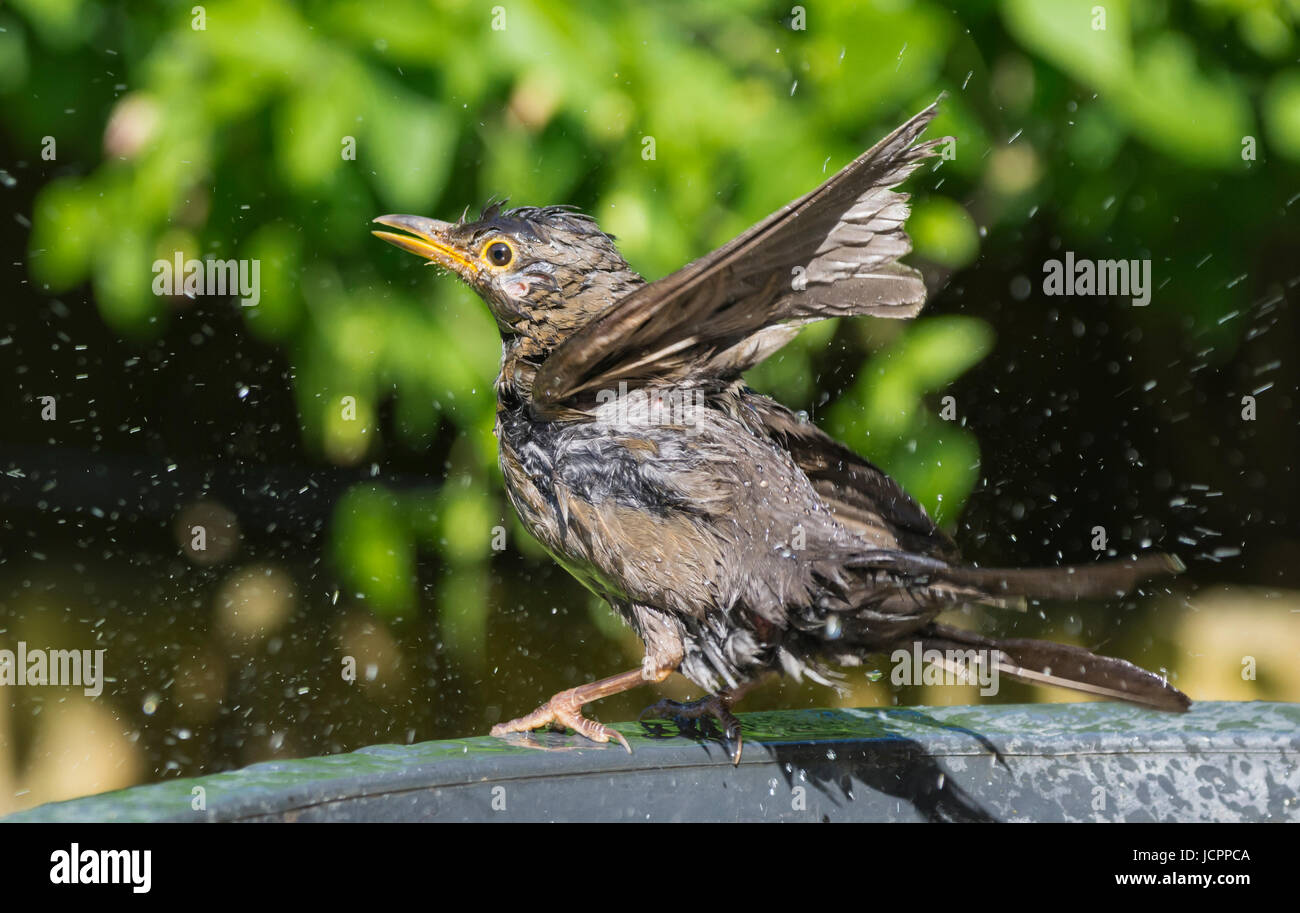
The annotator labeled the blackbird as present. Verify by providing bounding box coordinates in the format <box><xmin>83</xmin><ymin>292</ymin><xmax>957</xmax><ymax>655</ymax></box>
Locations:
<box><xmin>373</xmin><ymin>100</ymin><xmax>1189</xmax><ymax>762</ymax></box>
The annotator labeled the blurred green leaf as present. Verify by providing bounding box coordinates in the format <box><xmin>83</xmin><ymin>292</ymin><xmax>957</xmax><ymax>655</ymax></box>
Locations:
<box><xmin>910</xmin><ymin>196</ymin><xmax>979</xmax><ymax>268</ymax></box>
<box><xmin>7</xmin><ymin>0</ymin><xmax>92</xmax><ymax>47</ymax></box>
<box><xmin>1265</xmin><ymin>70</ymin><xmax>1300</xmax><ymax>163</ymax></box>
<box><xmin>827</xmin><ymin>315</ymin><xmax>993</xmax><ymax>519</ymax></box>
<box><xmin>1004</xmin><ymin>0</ymin><xmax>1254</xmax><ymax>168</ymax></box>
<box><xmin>30</xmin><ymin>178</ymin><xmax>99</xmax><ymax>289</ymax></box>
<box><xmin>1113</xmin><ymin>33</ymin><xmax>1253</xmax><ymax>167</ymax></box>
<box><xmin>332</xmin><ymin>484</ymin><xmax>416</xmax><ymax>618</ymax></box>
<box><xmin>440</xmin><ymin>486</ymin><xmax>494</xmax><ymax>565</ymax></box>
<box><xmin>438</xmin><ymin>566</ymin><xmax>489</xmax><ymax>666</ymax></box>
<box><xmin>243</xmin><ymin>222</ymin><xmax>304</xmax><ymax>340</ymax></box>
<box><xmin>0</xmin><ymin>16</ymin><xmax>29</xmax><ymax>92</ymax></box>
<box><xmin>275</xmin><ymin>78</ymin><xmax>356</xmax><ymax>191</ymax></box>
<box><xmin>367</xmin><ymin>78</ymin><xmax>457</xmax><ymax>211</ymax></box>
<box><xmin>888</xmin><ymin>316</ymin><xmax>996</xmax><ymax>392</ymax></box>
<box><xmin>1002</xmin><ymin>0</ymin><xmax>1131</xmax><ymax>87</ymax></box>
<box><xmin>94</xmin><ymin>227</ymin><xmax>153</xmax><ymax>332</ymax></box>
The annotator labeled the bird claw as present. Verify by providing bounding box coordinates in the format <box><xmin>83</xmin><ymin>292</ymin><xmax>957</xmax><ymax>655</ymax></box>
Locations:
<box><xmin>639</xmin><ymin>695</ymin><xmax>744</xmax><ymax>765</ymax></box>
<box><xmin>491</xmin><ymin>692</ymin><xmax>631</xmax><ymax>753</ymax></box>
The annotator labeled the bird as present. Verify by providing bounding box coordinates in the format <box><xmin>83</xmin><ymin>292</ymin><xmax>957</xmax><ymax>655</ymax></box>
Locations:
<box><xmin>372</xmin><ymin>99</ymin><xmax>1190</xmax><ymax>763</ymax></box>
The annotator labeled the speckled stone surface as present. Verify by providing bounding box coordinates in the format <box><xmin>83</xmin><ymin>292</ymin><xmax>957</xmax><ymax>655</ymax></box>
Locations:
<box><xmin>6</xmin><ymin>701</ymin><xmax>1297</xmax><ymax>822</ymax></box>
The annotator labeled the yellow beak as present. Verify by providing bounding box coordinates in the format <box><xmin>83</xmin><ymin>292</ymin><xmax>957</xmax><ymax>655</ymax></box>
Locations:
<box><xmin>372</xmin><ymin>214</ymin><xmax>477</xmax><ymax>275</ymax></box>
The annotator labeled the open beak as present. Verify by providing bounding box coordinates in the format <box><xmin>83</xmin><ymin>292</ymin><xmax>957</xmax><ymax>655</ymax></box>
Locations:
<box><xmin>372</xmin><ymin>214</ymin><xmax>477</xmax><ymax>275</ymax></box>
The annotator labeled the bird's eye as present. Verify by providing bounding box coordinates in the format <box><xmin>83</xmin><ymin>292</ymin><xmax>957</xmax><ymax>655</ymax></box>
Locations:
<box><xmin>483</xmin><ymin>240</ymin><xmax>514</xmax><ymax>267</ymax></box>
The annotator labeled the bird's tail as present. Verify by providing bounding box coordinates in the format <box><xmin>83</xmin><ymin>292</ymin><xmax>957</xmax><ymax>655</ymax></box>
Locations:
<box><xmin>933</xmin><ymin>552</ymin><xmax>1185</xmax><ymax>601</ymax></box>
<box><xmin>844</xmin><ymin>549</ymin><xmax>1190</xmax><ymax>710</ymax></box>
<box><xmin>915</xmin><ymin>622</ymin><xmax>1191</xmax><ymax>712</ymax></box>
<box><xmin>850</xmin><ymin>549</ymin><xmax>1184</xmax><ymax>602</ymax></box>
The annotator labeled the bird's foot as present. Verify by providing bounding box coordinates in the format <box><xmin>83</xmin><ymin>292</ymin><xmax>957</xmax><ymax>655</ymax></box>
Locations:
<box><xmin>491</xmin><ymin>689</ymin><xmax>631</xmax><ymax>753</ymax></box>
<box><xmin>639</xmin><ymin>694</ymin><xmax>744</xmax><ymax>764</ymax></box>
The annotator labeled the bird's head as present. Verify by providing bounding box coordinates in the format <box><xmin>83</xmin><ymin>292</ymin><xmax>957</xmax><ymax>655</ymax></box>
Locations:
<box><xmin>373</xmin><ymin>202</ymin><xmax>643</xmax><ymax>350</ymax></box>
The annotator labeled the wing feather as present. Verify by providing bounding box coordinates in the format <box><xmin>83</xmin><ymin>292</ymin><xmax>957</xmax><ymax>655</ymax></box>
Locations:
<box><xmin>534</xmin><ymin>99</ymin><xmax>949</xmax><ymax>409</ymax></box>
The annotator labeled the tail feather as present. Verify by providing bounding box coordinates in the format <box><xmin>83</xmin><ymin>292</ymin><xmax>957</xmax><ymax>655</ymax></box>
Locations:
<box><xmin>849</xmin><ymin>550</ymin><xmax>1185</xmax><ymax>602</ymax></box>
<box><xmin>919</xmin><ymin>622</ymin><xmax>1191</xmax><ymax>712</ymax></box>
<box><xmin>842</xmin><ymin>549</ymin><xmax>1190</xmax><ymax>709</ymax></box>
<box><xmin>936</xmin><ymin>553</ymin><xmax>1185</xmax><ymax>600</ymax></box>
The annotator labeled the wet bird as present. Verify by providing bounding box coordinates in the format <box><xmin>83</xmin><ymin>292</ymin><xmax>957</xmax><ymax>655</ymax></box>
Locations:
<box><xmin>373</xmin><ymin>101</ymin><xmax>1189</xmax><ymax>762</ymax></box>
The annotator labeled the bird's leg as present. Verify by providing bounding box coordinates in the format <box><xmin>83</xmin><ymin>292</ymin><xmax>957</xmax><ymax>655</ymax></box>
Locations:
<box><xmin>490</xmin><ymin>663</ymin><xmax>676</xmax><ymax>752</ymax></box>
<box><xmin>638</xmin><ymin>673</ymin><xmax>774</xmax><ymax>764</ymax></box>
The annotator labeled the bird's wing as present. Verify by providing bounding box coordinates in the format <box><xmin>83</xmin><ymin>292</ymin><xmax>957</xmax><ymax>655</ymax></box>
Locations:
<box><xmin>741</xmin><ymin>393</ymin><xmax>961</xmax><ymax>561</ymax></box>
<box><xmin>533</xmin><ymin>99</ymin><xmax>948</xmax><ymax>410</ymax></box>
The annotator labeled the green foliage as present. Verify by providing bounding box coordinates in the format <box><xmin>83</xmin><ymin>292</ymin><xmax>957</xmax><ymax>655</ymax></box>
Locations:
<box><xmin>332</xmin><ymin>484</ymin><xmax>417</xmax><ymax>618</ymax></box>
<box><xmin>1004</xmin><ymin>0</ymin><xmax>1256</xmax><ymax>166</ymax></box>
<box><xmin>1265</xmin><ymin>70</ymin><xmax>1300</xmax><ymax>162</ymax></box>
<box><xmin>6</xmin><ymin>0</ymin><xmax>1294</xmax><ymax>656</ymax></box>
<box><xmin>827</xmin><ymin>316</ymin><xmax>995</xmax><ymax>524</ymax></box>
<box><xmin>910</xmin><ymin>197</ymin><xmax>980</xmax><ymax>268</ymax></box>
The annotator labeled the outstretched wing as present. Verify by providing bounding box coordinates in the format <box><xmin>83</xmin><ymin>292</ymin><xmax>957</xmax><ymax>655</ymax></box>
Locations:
<box><xmin>533</xmin><ymin>99</ymin><xmax>948</xmax><ymax>410</ymax></box>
